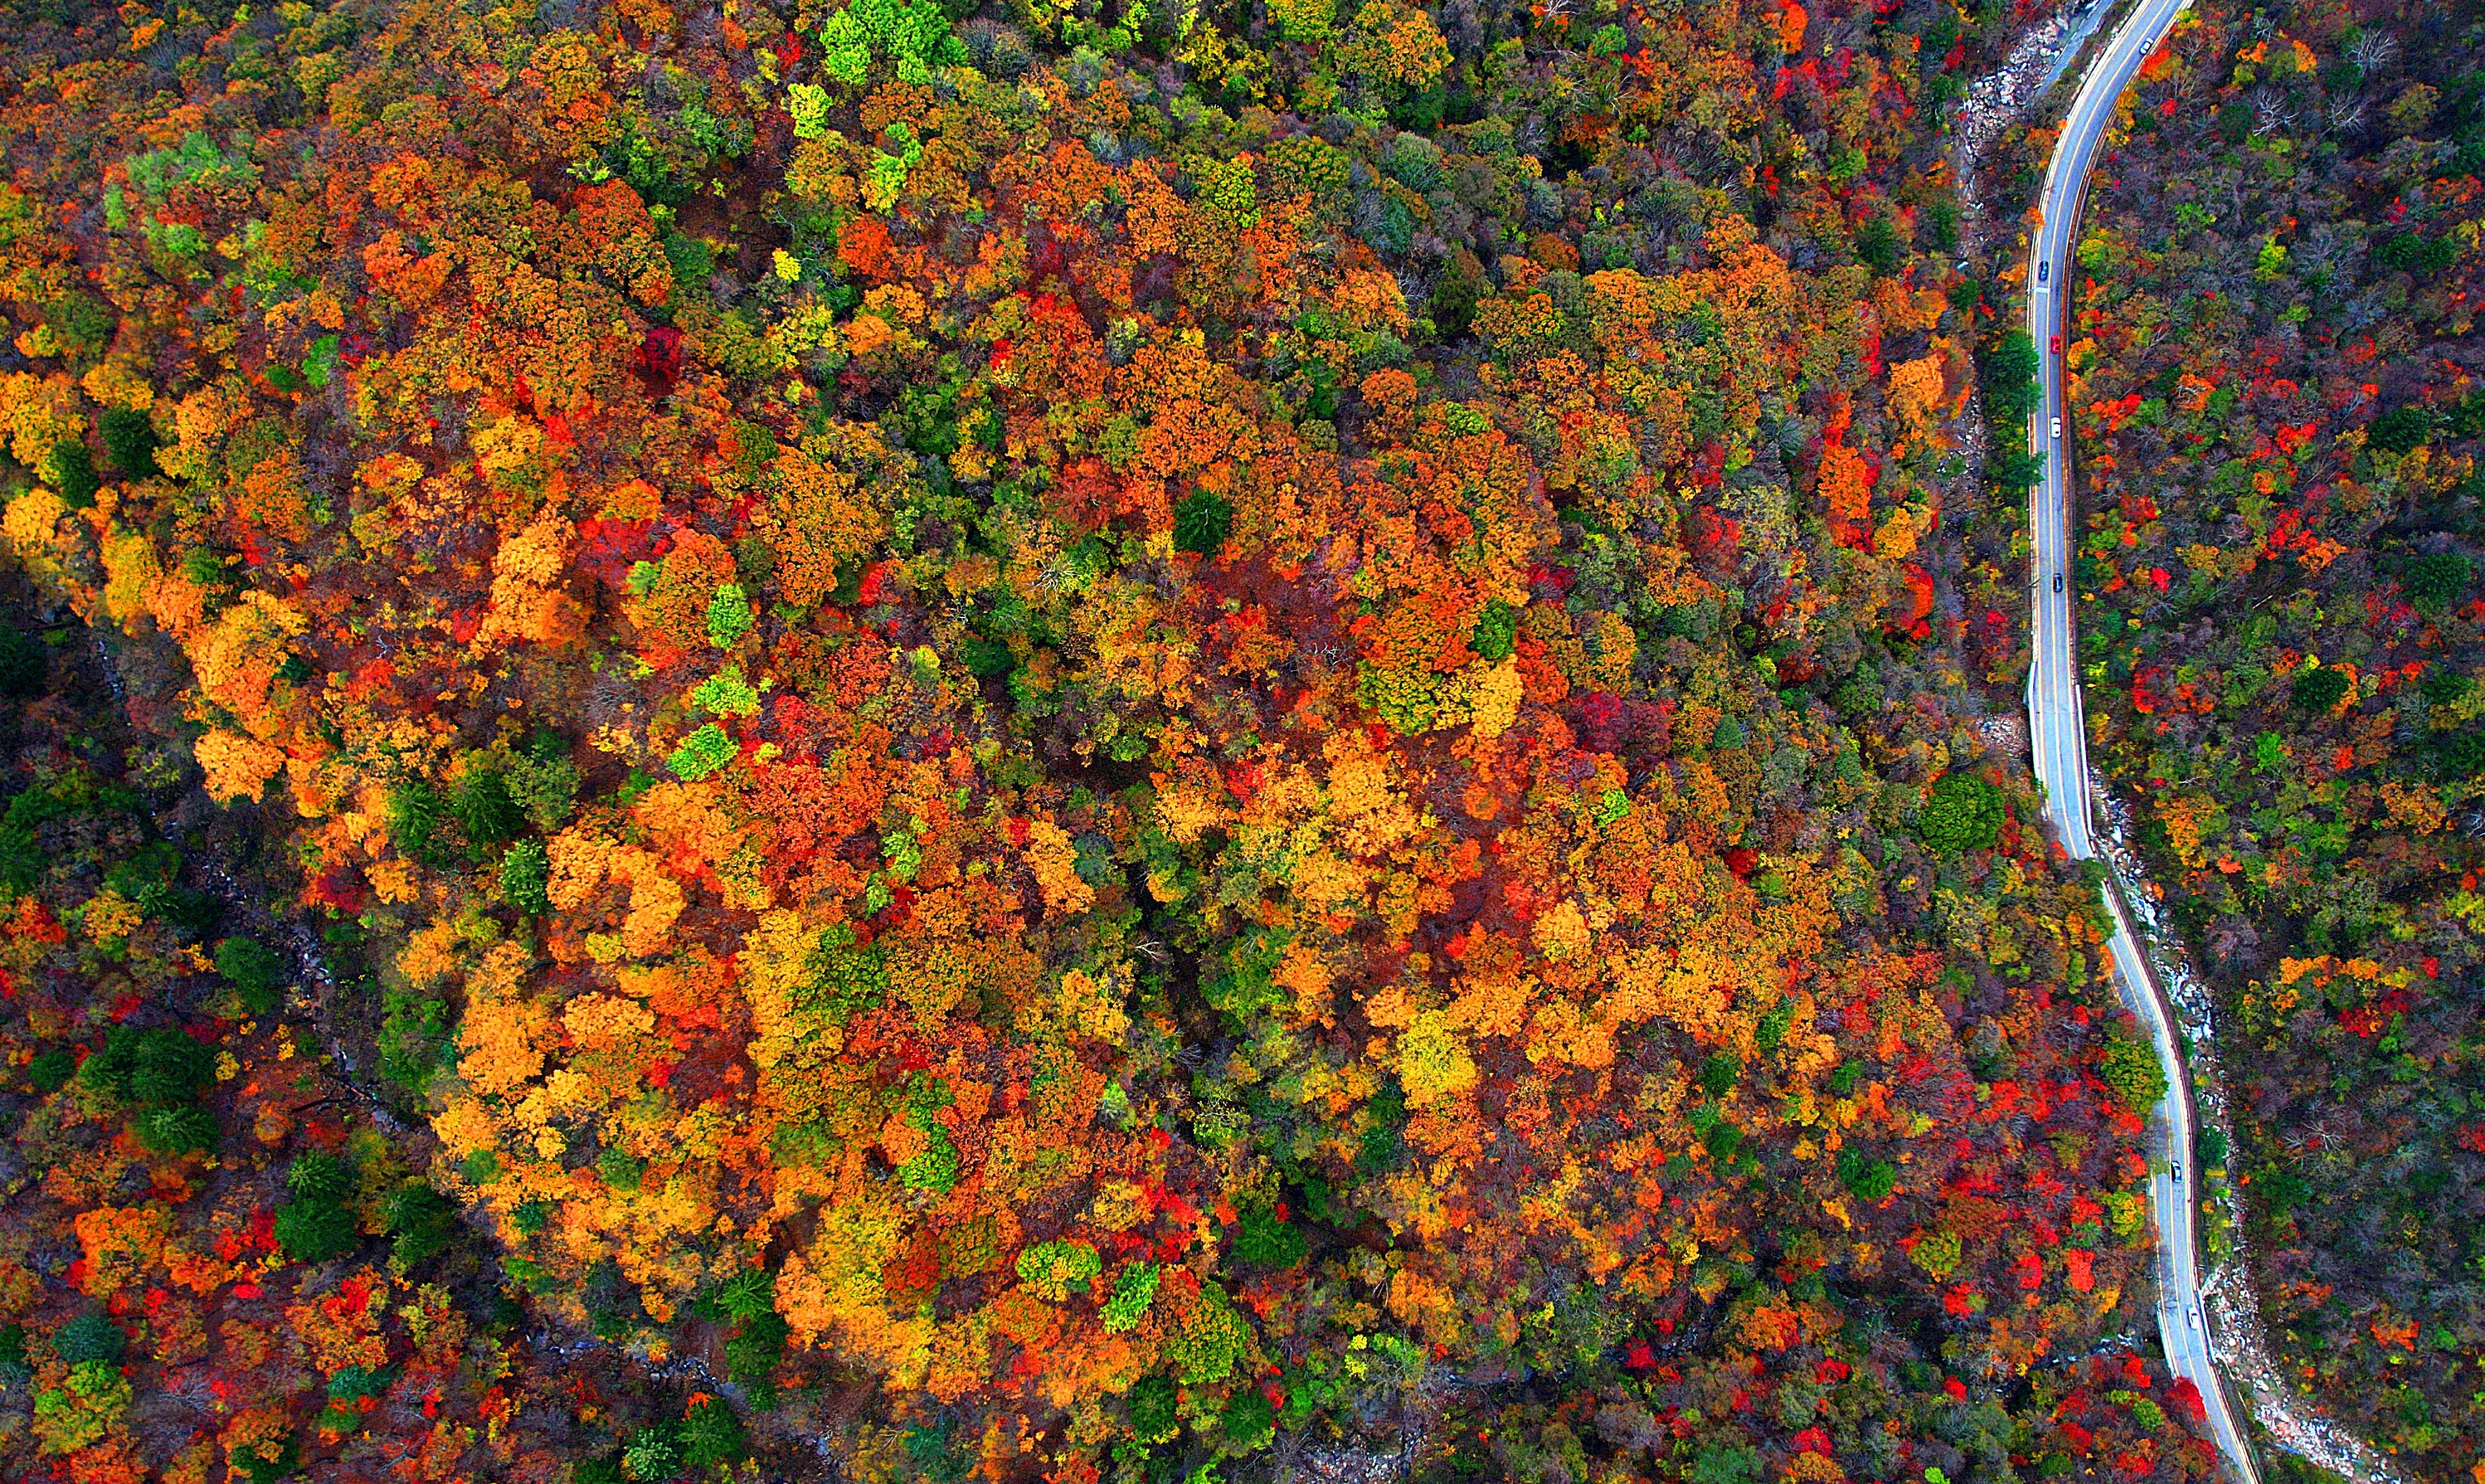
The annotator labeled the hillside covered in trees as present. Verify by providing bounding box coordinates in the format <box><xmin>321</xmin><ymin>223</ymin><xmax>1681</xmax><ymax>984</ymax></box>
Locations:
<box><xmin>0</xmin><ymin>0</ymin><xmax>2235</xmax><ymax>1475</ymax></box>
<box><xmin>2068</xmin><ymin>0</ymin><xmax>2485</xmax><ymax>1471</ymax></box>
<box><xmin>0</xmin><ymin>570</ymin><xmax>764</xmax><ymax>1479</ymax></box>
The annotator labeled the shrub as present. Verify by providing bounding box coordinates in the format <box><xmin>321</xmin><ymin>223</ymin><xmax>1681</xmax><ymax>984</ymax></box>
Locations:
<box><xmin>28</xmin><ymin>1047</ymin><xmax>75</xmax><ymax>1093</ymax></box>
<box><xmin>1982</xmin><ymin>330</ymin><xmax>2040</xmax><ymax>427</ymax></box>
<box><xmin>0</xmin><ymin>622</ymin><xmax>45</xmax><ymax>697</ymax></box>
<box><xmin>1228</xmin><ymin>1205</ymin><xmax>1307</xmax><ymax>1268</ymax></box>
<box><xmin>1015</xmin><ymin>1239</ymin><xmax>1102</xmax><ymax>1300</ymax></box>
<box><xmin>1126</xmin><ymin>1373</ymin><xmax>1180</xmax><ymax>1443</ymax></box>
<box><xmin>135</xmin><ymin>1104</ymin><xmax>218</xmax><ymax>1154</ymax></box>
<box><xmin>1470</xmin><ymin>598</ymin><xmax>1519</xmax><ymax>661</ymax></box>
<box><xmin>448</xmin><ymin>766</ymin><xmax>524</xmax><ymax>855</ymax></box>
<box><xmin>1988</xmin><ymin>447</ymin><xmax>2047</xmax><ymax>491</ymax></box>
<box><xmin>1173</xmin><ymin>490</ymin><xmax>1234</xmax><ymax>556</ymax></box>
<box><xmin>33</xmin><ymin>1359</ymin><xmax>130</xmax><ymax>1454</ymax></box>
<box><xmin>2098</xmin><ymin>1033</ymin><xmax>2167</xmax><ymax>1113</ymax></box>
<box><xmin>1837</xmin><ymin>1147</ymin><xmax>1898</xmax><ymax>1202</ymax></box>
<box><xmin>52</xmin><ymin>1312</ymin><xmax>125</xmax><ymax>1365</ymax></box>
<box><xmin>385</xmin><ymin>1181</ymin><xmax>459</xmax><ymax>1267</ymax></box>
<box><xmin>44</xmin><ymin>441</ymin><xmax>98</xmax><ymax>509</ymax></box>
<box><xmin>275</xmin><ymin>1198</ymin><xmax>359</xmax><ymax>1264</ymax></box>
<box><xmin>1222</xmin><ymin>1385</ymin><xmax>1275</xmax><ymax>1448</ymax></box>
<box><xmin>216</xmin><ymin>935</ymin><xmax>286</xmax><ymax>1016</ymax></box>
<box><xmin>1908</xmin><ymin>1227</ymin><xmax>1963</xmax><ymax>1279</ymax></box>
<box><xmin>499</xmin><ymin>838</ymin><xmax>551</xmax><ymax>913</ymax></box>
<box><xmin>1919</xmin><ymin>772</ymin><xmax>2003</xmax><ymax>856</ymax></box>
<box><xmin>1173</xmin><ymin>490</ymin><xmax>1232</xmax><ymax>559</ymax></box>
<box><xmin>1163</xmin><ymin>1284</ymin><xmax>1250</xmax><ymax>1383</ymax></box>
<box><xmin>724</xmin><ymin>1310</ymin><xmax>789</xmax><ymax>1384</ymax></box>
<box><xmin>2366</xmin><ymin>404</ymin><xmax>2436</xmax><ymax>454</ymax></box>
<box><xmin>98</xmin><ymin>407</ymin><xmax>159</xmax><ymax>478</ymax></box>
<box><xmin>680</xmin><ymin>1396</ymin><xmax>748</xmax><ymax>1468</ymax></box>
<box><xmin>2404</xmin><ymin>551</ymin><xmax>2472</xmax><ymax>607</ymax></box>
<box><xmin>277</xmin><ymin>1152</ymin><xmax>360</xmax><ymax>1262</ymax></box>
<box><xmin>288</xmin><ymin>1150</ymin><xmax>353</xmax><ymax>1200</ymax></box>
<box><xmin>1102</xmin><ymin>1262</ymin><xmax>1159</xmax><ymax>1332</ymax></box>
<box><xmin>706</xmin><ymin>583</ymin><xmax>755</xmax><ymax>648</ymax></box>
<box><xmin>621</xmin><ymin>1425</ymin><xmax>680</xmax><ymax>1483</ymax></box>
<box><xmin>81</xmin><ymin>1025</ymin><xmax>213</xmax><ymax>1106</ymax></box>
<box><xmin>2291</xmin><ymin>666</ymin><xmax>2352</xmax><ymax>712</ymax></box>
<box><xmin>667</xmin><ymin>722</ymin><xmax>740</xmax><ymax>781</ymax></box>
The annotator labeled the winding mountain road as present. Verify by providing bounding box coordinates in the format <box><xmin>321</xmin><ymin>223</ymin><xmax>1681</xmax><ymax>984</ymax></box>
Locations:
<box><xmin>2019</xmin><ymin>1</ymin><xmax>2260</xmax><ymax>1480</ymax></box>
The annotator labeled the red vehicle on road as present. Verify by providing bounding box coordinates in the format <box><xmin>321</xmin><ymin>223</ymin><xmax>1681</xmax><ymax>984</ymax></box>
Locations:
<box><xmin>2050</xmin><ymin>333</ymin><xmax>2065</xmax><ymax>356</ymax></box>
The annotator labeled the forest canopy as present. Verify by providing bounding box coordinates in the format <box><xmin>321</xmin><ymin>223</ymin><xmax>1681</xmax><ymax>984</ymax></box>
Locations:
<box><xmin>2070</xmin><ymin>0</ymin><xmax>2485</xmax><ymax>1468</ymax></box>
<box><xmin>0</xmin><ymin>0</ymin><xmax>2246</xmax><ymax>1475</ymax></box>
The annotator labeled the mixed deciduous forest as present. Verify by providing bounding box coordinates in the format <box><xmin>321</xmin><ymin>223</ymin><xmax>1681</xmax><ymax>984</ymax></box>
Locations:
<box><xmin>0</xmin><ymin>568</ymin><xmax>740</xmax><ymax>1481</ymax></box>
<box><xmin>2070</xmin><ymin>0</ymin><xmax>2485</xmax><ymax>1472</ymax></box>
<box><xmin>0</xmin><ymin>0</ymin><xmax>2263</xmax><ymax>1473</ymax></box>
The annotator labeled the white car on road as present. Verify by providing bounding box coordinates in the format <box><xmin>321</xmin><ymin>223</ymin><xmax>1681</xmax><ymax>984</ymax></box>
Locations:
<box><xmin>2020</xmin><ymin>0</ymin><xmax>2260</xmax><ymax>1475</ymax></box>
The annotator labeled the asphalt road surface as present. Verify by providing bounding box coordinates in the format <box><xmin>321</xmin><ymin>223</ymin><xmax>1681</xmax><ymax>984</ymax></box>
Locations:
<box><xmin>2021</xmin><ymin>0</ymin><xmax>2261</xmax><ymax>1478</ymax></box>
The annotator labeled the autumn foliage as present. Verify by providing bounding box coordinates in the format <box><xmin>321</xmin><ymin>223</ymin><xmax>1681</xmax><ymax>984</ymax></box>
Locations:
<box><xmin>0</xmin><ymin>0</ymin><xmax>2222</xmax><ymax>1475</ymax></box>
<box><xmin>2070</xmin><ymin>0</ymin><xmax>2485</xmax><ymax>1466</ymax></box>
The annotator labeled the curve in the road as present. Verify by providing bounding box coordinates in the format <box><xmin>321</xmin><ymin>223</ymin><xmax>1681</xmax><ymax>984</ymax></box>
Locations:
<box><xmin>2018</xmin><ymin>1</ymin><xmax>2262</xmax><ymax>1480</ymax></box>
